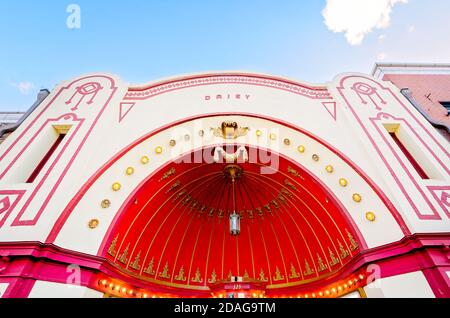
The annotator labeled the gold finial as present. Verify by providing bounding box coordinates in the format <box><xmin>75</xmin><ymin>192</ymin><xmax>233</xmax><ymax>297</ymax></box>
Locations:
<box><xmin>317</xmin><ymin>254</ymin><xmax>328</xmax><ymax>272</ymax></box>
<box><xmin>303</xmin><ymin>260</ymin><xmax>314</xmax><ymax>276</ymax></box>
<box><xmin>258</xmin><ymin>268</ymin><xmax>268</xmax><ymax>282</ymax></box>
<box><xmin>338</xmin><ymin>241</ymin><xmax>349</xmax><ymax>259</ymax></box>
<box><xmin>191</xmin><ymin>268</ymin><xmax>203</xmax><ymax>283</ymax></box>
<box><xmin>346</xmin><ymin>229</ymin><xmax>359</xmax><ymax>251</ymax></box>
<box><xmin>329</xmin><ymin>247</ymin><xmax>340</xmax><ymax>266</ymax></box>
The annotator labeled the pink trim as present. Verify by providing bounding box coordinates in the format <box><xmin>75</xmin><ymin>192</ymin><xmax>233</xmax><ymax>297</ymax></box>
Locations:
<box><xmin>0</xmin><ymin>277</ymin><xmax>35</xmax><ymax>298</ymax></box>
<box><xmin>0</xmin><ymin>190</ymin><xmax>26</xmax><ymax>228</ymax></box>
<box><xmin>337</xmin><ymin>76</ymin><xmax>450</xmax><ymax>221</ymax></box>
<box><xmin>0</xmin><ymin>76</ymin><xmax>118</xmax><ymax>227</ymax></box>
<box><xmin>427</xmin><ymin>186</ymin><xmax>450</xmax><ymax>218</ymax></box>
<box><xmin>125</xmin><ymin>73</ymin><xmax>332</xmax><ymax>101</ymax></box>
<box><xmin>1</xmin><ymin>234</ymin><xmax>449</xmax><ymax>297</ymax></box>
<box><xmin>370</xmin><ymin>113</ymin><xmax>440</xmax><ymax>219</ymax></box>
<box><xmin>46</xmin><ymin>112</ymin><xmax>410</xmax><ymax>244</ymax></box>
<box><xmin>10</xmin><ymin>114</ymin><xmax>83</xmax><ymax>226</ymax></box>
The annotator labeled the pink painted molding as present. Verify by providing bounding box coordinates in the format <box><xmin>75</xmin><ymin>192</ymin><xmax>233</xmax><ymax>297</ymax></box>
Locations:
<box><xmin>0</xmin><ymin>233</ymin><xmax>448</xmax><ymax>298</ymax></box>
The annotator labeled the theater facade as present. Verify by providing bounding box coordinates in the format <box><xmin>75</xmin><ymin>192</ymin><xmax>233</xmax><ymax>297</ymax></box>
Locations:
<box><xmin>0</xmin><ymin>71</ymin><xmax>449</xmax><ymax>298</ymax></box>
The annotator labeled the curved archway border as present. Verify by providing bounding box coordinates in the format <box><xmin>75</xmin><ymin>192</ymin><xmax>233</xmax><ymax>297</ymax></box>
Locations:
<box><xmin>46</xmin><ymin>112</ymin><xmax>411</xmax><ymax>244</ymax></box>
<box><xmin>98</xmin><ymin>143</ymin><xmax>368</xmax><ymax>259</ymax></box>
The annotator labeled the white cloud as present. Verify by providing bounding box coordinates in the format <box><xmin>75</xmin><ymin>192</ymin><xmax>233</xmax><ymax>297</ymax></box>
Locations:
<box><xmin>378</xmin><ymin>34</ymin><xmax>386</xmax><ymax>41</ymax></box>
<box><xmin>10</xmin><ymin>81</ymin><xmax>35</xmax><ymax>95</ymax></box>
<box><xmin>322</xmin><ymin>0</ymin><xmax>408</xmax><ymax>45</ymax></box>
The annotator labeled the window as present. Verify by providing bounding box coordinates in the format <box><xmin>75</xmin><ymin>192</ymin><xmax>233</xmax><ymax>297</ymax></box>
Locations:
<box><xmin>439</xmin><ymin>101</ymin><xmax>450</xmax><ymax>115</ymax></box>
<box><xmin>388</xmin><ymin>132</ymin><xmax>429</xmax><ymax>179</ymax></box>
<box><xmin>26</xmin><ymin>133</ymin><xmax>66</xmax><ymax>183</ymax></box>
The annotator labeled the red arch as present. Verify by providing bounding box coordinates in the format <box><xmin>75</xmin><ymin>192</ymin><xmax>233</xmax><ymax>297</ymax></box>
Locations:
<box><xmin>46</xmin><ymin>112</ymin><xmax>410</xmax><ymax>244</ymax></box>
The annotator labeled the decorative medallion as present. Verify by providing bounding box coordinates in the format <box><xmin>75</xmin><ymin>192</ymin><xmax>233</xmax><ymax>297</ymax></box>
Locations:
<box><xmin>101</xmin><ymin>199</ymin><xmax>111</xmax><ymax>209</ymax></box>
<box><xmin>366</xmin><ymin>211</ymin><xmax>376</xmax><ymax>222</ymax></box>
<box><xmin>352</xmin><ymin>193</ymin><xmax>362</xmax><ymax>203</ymax></box>
<box><xmin>243</xmin><ymin>270</ymin><xmax>250</xmax><ymax>281</ymax></box>
<box><xmin>211</xmin><ymin>121</ymin><xmax>249</xmax><ymax>139</ymax></box>
<box><xmin>88</xmin><ymin>219</ymin><xmax>99</xmax><ymax>229</ymax></box>
<box><xmin>339</xmin><ymin>178</ymin><xmax>348</xmax><ymax>187</ymax></box>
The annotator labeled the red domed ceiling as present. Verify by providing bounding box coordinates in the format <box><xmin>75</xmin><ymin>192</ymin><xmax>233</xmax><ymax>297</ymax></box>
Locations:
<box><xmin>103</xmin><ymin>145</ymin><xmax>361</xmax><ymax>292</ymax></box>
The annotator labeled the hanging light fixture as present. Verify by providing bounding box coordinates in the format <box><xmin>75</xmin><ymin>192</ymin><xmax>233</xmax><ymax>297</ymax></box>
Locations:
<box><xmin>224</xmin><ymin>165</ymin><xmax>242</xmax><ymax>236</ymax></box>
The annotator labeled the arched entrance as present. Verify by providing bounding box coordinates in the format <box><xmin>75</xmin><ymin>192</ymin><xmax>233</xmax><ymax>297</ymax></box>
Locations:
<box><xmin>50</xmin><ymin>114</ymin><xmax>407</xmax><ymax>298</ymax></box>
<box><xmin>100</xmin><ymin>145</ymin><xmax>363</xmax><ymax>297</ymax></box>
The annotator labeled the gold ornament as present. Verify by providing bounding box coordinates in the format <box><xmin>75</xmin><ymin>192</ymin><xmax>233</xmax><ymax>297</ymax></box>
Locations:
<box><xmin>258</xmin><ymin>268</ymin><xmax>268</xmax><ymax>282</ymax></box>
<box><xmin>112</xmin><ymin>182</ymin><xmax>121</xmax><ymax>191</ymax></box>
<box><xmin>88</xmin><ymin>219</ymin><xmax>99</xmax><ymax>229</ymax></box>
<box><xmin>303</xmin><ymin>260</ymin><xmax>314</xmax><ymax>276</ymax></box>
<box><xmin>317</xmin><ymin>254</ymin><xmax>328</xmax><ymax>272</ymax></box>
<box><xmin>118</xmin><ymin>243</ymin><xmax>130</xmax><ymax>264</ymax></box>
<box><xmin>339</xmin><ymin>178</ymin><xmax>348</xmax><ymax>187</ymax></box>
<box><xmin>366</xmin><ymin>211</ymin><xmax>376</xmax><ymax>222</ymax></box>
<box><xmin>269</xmin><ymin>133</ymin><xmax>277</xmax><ymax>140</ymax></box>
<box><xmin>208</xmin><ymin>269</ymin><xmax>217</xmax><ymax>283</ymax></box>
<box><xmin>256</xmin><ymin>130</ymin><xmax>262</xmax><ymax>137</ymax></box>
<box><xmin>174</xmin><ymin>266</ymin><xmax>186</xmax><ymax>282</ymax></box>
<box><xmin>329</xmin><ymin>247</ymin><xmax>340</xmax><ymax>266</ymax></box>
<box><xmin>143</xmin><ymin>257</ymin><xmax>155</xmax><ymax>275</ymax></box>
<box><xmin>312</xmin><ymin>154</ymin><xmax>319</xmax><ymax>162</ymax></box>
<box><xmin>169</xmin><ymin>139</ymin><xmax>176</xmax><ymax>147</ymax></box>
<box><xmin>155</xmin><ymin>146</ymin><xmax>163</xmax><ymax>154</ymax></box>
<box><xmin>346</xmin><ymin>229</ymin><xmax>359</xmax><ymax>251</ymax></box>
<box><xmin>289</xmin><ymin>263</ymin><xmax>300</xmax><ymax>279</ymax></box>
<box><xmin>191</xmin><ymin>268</ymin><xmax>203</xmax><ymax>283</ymax></box>
<box><xmin>140</xmin><ymin>156</ymin><xmax>149</xmax><ymax>164</ymax></box>
<box><xmin>212</xmin><ymin>121</ymin><xmax>249</xmax><ymax>139</ymax></box>
<box><xmin>125</xmin><ymin>167</ymin><xmax>134</xmax><ymax>176</ymax></box>
<box><xmin>159</xmin><ymin>262</ymin><xmax>170</xmax><ymax>279</ymax></box>
<box><xmin>199</xmin><ymin>130</ymin><xmax>205</xmax><ymax>137</ymax></box>
<box><xmin>297</xmin><ymin>145</ymin><xmax>305</xmax><ymax>153</ymax></box>
<box><xmin>352</xmin><ymin>193</ymin><xmax>362</xmax><ymax>203</ymax></box>
<box><xmin>108</xmin><ymin>235</ymin><xmax>118</xmax><ymax>256</ymax></box>
<box><xmin>283</xmin><ymin>138</ymin><xmax>291</xmax><ymax>146</ymax></box>
<box><xmin>338</xmin><ymin>241</ymin><xmax>349</xmax><ymax>259</ymax></box>
<box><xmin>325</xmin><ymin>165</ymin><xmax>334</xmax><ymax>173</ymax></box>
<box><xmin>273</xmin><ymin>266</ymin><xmax>285</xmax><ymax>281</ymax></box>
<box><xmin>101</xmin><ymin>199</ymin><xmax>111</xmax><ymax>209</ymax></box>
<box><xmin>130</xmin><ymin>251</ymin><xmax>141</xmax><ymax>270</ymax></box>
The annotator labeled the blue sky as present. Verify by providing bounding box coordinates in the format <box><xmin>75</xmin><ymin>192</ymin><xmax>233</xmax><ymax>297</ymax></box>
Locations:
<box><xmin>1</xmin><ymin>0</ymin><xmax>449</xmax><ymax>111</ymax></box>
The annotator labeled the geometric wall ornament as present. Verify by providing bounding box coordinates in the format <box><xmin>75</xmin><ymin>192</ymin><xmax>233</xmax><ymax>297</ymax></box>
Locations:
<box><xmin>321</xmin><ymin>102</ymin><xmax>337</xmax><ymax>121</ymax></box>
<box><xmin>427</xmin><ymin>186</ymin><xmax>450</xmax><ymax>218</ymax></box>
<box><xmin>119</xmin><ymin>102</ymin><xmax>136</xmax><ymax>123</ymax></box>
<box><xmin>0</xmin><ymin>190</ymin><xmax>26</xmax><ymax>228</ymax></box>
